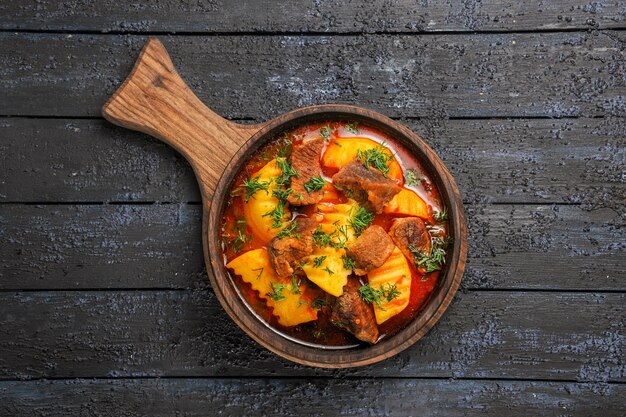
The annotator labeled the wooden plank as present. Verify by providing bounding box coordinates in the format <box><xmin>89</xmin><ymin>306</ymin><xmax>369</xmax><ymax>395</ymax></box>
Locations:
<box><xmin>0</xmin><ymin>290</ymin><xmax>623</xmax><ymax>380</ymax></box>
<box><xmin>2</xmin><ymin>117</ymin><xmax>624</xmax><ymax>205</ymax></box>
<box><xmin>1</xmin><ymin>0</ymin><xmax>625</xmax><ymax>33</ymax></box>
<box><xmin>0</xmin><ymin>204</ymin><xmax>203</xmax><ymax>289</ymax></box>
<box><xmin>1</xmin><ymin>204</ymin><xmax>623</xmax><ymax>291</ymax></box>
<box><xmin>0</xmin><ymin>378</ymin><xmax>624</xmax><ymax>417</ymax></box>
<box><xmin>1</xmin><ymin>32</ymin><xmax>624</xmax><ymax>118</ymax></box>
<box><xmin>0</xmin><ymin>118</ymin><xmax>200</xmax><ymax>203</ymax></box>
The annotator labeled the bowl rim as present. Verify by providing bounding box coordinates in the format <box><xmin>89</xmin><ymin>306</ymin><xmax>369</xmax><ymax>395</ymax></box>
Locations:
<box><xmin>205</xmin><ymin>104</ymin><xmax>467</xmax><ymax>368</ymax></box>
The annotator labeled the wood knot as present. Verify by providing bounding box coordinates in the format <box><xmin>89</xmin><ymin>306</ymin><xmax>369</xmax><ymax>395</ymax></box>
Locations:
<box><xmin>152</xmin><ymin>73</ymin><xmax>165</xmax><ymax>88</ymax></box>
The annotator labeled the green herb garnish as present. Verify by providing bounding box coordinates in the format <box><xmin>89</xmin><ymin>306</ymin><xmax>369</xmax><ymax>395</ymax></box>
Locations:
<box><xmin>322</xmin><ymin>266</ymin><xmax>334</xmax><ymax>275</ymax></box>
<box><xmin>433</xmin><ymin>208</ymin><xmax>448</xmax><ymax>223</ymax></box>
<box><xmin>262</xmin><ymin>203</ymin><xmax>286</xmax><ymax>229</ymax></box>
<box><xmin>290</xmin><ymin>275</ymin><xmax>301</xmax><ymax>295</ymax></box>
<box><xmin>242</xmin><ymin>175</ymin><xmax>270</xmax><ymax>202</ymax></box>
<box><xmin>228</xmin><ymin>230</ymin><xmax>248</xmax><ymax>253</ymax></box>
<box><xmin>266</xmin><ymin>282</ymin><xmax>287</xmax><ymax>301</ymax></box>
<box><xmin>312</xmin><ymin>226</ymin><xmax>332</xmax><ymax>248</ymax></box>
<box><xmin>303</xmin><ymin>175</ymin><xmax>325</xmax><ymax>193</ymax></box>
<box><xmin>312</xmin><ymin>255</ymin><xmax>327</xmax><ymax>268</ymax></box>
<box><xmin>311</xmin><ymin>298</ymin><xmax>329</xmax><ymax>310</ymax></box>
<box><xmin>320</xmin><ymin>126</ymin><xmax>332</xmax><ymax>141</ymax></box>
<box><xmin>408</xmin><ymin>236</ymin><xmax>452</xmax><ymax>273</ymax></box>
<box><xmin>276</xmin><ymin>136</ymin><xmax>293</xmax><ymax>158</ymax></box>
<box><xmin>404</xmin><ymin>169</ymin><xmax>420</xmax><ymax>187</ymax></box>
<box><xmin>345</xmin><ymin>122</ymin><xmax>359</xmax><ymax>134</ymax></box>
<box><xmin>252</xmin><ymin>267</ymin><xmax>264</xmax><ymax>280</ymax></box>
<box><xmin>357</xmin><ymin>145</ymin><xmax>393</xmax><ymax>176</ymax></box>
<box><xmin>223</xmin><ymin>216</ymin><xmax>249</xmax><ymax>253</ymax></box>
<box><xmin>312</xmin><ymin>226</ymin><xmax>347</xmax><ymax>249</ymax></box>
<box><xmin>358</xmin><ymin>283</ymin><xmax>401</xmax><ymax>310</ymax></box>
<box><xmin>341</xmin><ymin>255</ymin><xmax>356</xmax><ymax>271</ymax></box>
<box><xmin>272</xmin><ymin>187</ymin><xmax>292</xmax><ymax>202</ymax></box>
<box><xmin>275</xmin><ymin>157</ymin><xmax>298</xmax><ymax>187</ymax></box>
<box><xmin>276</xmin><ymin>221</ymin><xmax>300</xmax><ymax>239</ymax></box>
<box><xmin>349</xmin><ymin>205</ymin><xmax>374</xmax><ymax>237</ymax></box>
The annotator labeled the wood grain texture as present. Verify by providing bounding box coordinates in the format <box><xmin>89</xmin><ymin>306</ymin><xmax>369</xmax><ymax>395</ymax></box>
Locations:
<box><xmin>0</xmin><ymin>204</ymin><xmax>203</xmax><ymax>289</ymax></box>
<box><xmin>1</xmin><ymin>32</ymin><xmax>625</xmax><ymax>118</ymax></box>
<box><xmin>1</xmin><ymin>378</ymin><xmax>624</xmax><ymax>417</ymax></box>
<box><xmin>96</xmin><ymin>36</ymin><xmax>468</xmax><ymax>368</ymax></box>
<box><xmin>0</xmin><ymin>0</ymin><xmax>624</xmax><ymax>412</ymax></box>
<box><xmin>102</xmin><ymin>38</ymin><xmax>258</xmax><ymax>198</ymax></box>
<box><xmin>1</xmin><ymin>204</ymin><xmax>623</xmax><ymax>291</ymax></box>
<box><xmin>2</xmin><ymin>117</ymin><xmax>624</xmax><ymax>207</ymax></box>
<box><xmin>1</xmin><ymin>0</ymin><xmax>625</xmax><ymax>32</ymax></box>
<box><xmin>0</xmin><ymin>290</ymin><xmax>623</xmax><ymax>381</ymax></box>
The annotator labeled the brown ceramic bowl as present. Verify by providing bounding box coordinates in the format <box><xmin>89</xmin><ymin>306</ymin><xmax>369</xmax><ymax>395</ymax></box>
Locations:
<box><xmin>103</xmin><ymin>38</ymin><xmax>467</xmax><ymax>368</ymax></box>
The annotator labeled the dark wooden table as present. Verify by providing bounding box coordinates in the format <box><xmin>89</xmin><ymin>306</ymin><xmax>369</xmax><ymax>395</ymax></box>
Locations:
<box><xmin>1</xmin><ymin>1</ymin><xmax>625</xmax><ymax>415</ymax></box>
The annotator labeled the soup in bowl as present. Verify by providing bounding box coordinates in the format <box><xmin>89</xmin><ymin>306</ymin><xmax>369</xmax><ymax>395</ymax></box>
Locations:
<box><xmin>220</xmin><ymin>120</ymin><xmax>452</xmax><ymax>349</ymax></box>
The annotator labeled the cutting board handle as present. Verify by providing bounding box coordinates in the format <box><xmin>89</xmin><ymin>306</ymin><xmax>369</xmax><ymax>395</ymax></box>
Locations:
<box><xmin>102</xmin><ymin>38</ymin><xmax>258</xmax><ymax>199</ymax></box>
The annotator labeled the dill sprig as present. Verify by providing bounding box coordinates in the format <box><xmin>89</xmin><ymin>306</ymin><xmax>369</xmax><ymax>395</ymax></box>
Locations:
<box><xmin>272</xmin><ymin>187</ymin><xmax>292</xmax><ymax>202</ymax></box>
<box><xmin>409</xmin><ymin>236</ymin><xmax>452</xmax><ymax>273</ymax></box>
<box><xmin>344</xmin><ymin>122</ymin><xmax>359</xmax><ymax>134</ymax></box>
<box><xmin>228</xmin><ymin>230</ymin><xmax>248</xmax><ymax>253</ymax></box>
<box><xmin>303</xmin><ymin>175</ymin><xmax>325</xmax><ymax>194</ymax></box>
<box><xmin>312</xmin><ymin>255</ymin><xmax>327</xmax><ymax>268</ymax></box>
<box><xmin>252</xmin><ymin>267</ymin><xmax>264</xmax><ymax>280</ymax></box>
<box><xmin>275</xmin><ymin>157</ymin><xmax>298</xmax><ymax>187</ymax></box>
<box><xmin>276</xmin><ymin>136</ymin><xmax>293</xmax><ymax>158</ymax></box>
<box><xmin>433</xmin><ymin>207</ymin><xmax>448</xmax><ymax>223</ymax></box>
<box><xmin>358</xmin><ymin>283</ymin><xmax>401</xmax><ymax>310</ymax></box>
<box><xmin>322</xmin><ymin>266</ymin><xmax>334</xmax><ymax>275</ymax></box>
<box><xmin>312</xmin><ymin>226</ymin><xmax>347</xmax><ymax>249</ymax></box>
<box><xmin>276</xmin><ymin>221</ymin><xmax>300</xmax><ymax>239</ymax></box>
<box><xmin>223</xmin><ymin>216</ymin><xmax>249</xmax><ymax>253</ymax></box>
<box><xmin>349</xmin><ymin>206</ymin><xmax>374</xmax><ymax>237</ymax></box>
<box><xmin>290</xmin><ymin>275</ymin><xmax>301</xmax><ymax>295</ymax></box>
<box><xmin>404</xmin><ymin>169</ymin><xmax>421</xmax><ymax>187</ymax></box>
<box><xmin>266</xmin><ymin>282</ymin><xmax>287</xmax><ymax>302</ymax></box>
<box><xmin>357</xmin><ymin>145</ymin><xmax>393</xmax><ymax>176</ymax></box>
<box><xmin>262</xmin><ymin>203</ymin><xmax>286</xmax><ymax>229</ymax></box>
<box><xmin>242</xmin><ymin>175</ymin><xmax>270</xmax><ymax>202</ymax></box>
<box><xmin>312</xmin><ymin>226</ymin><xmax>332</xmax><ymax>248</ymax></box>
<box><xmin>320</xmin><ymin>126</ymin><xmax>332</xmax><ymax>141</ymax></box>
<box><xmin>311</xmin><ymin>298</ymin><xmax>329</xmax><ymax>310</ymax></box>
<box><xmin>341</xmin><ymin>255</ymin><xmax>356</xmax><ymax>271</ymax></box>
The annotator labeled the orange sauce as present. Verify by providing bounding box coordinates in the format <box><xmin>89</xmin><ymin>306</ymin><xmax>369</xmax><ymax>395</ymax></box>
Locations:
<box><xmin>220</xmin><ymin>121</ymin><xmax>448</xmax><ymax>346</ymax></box>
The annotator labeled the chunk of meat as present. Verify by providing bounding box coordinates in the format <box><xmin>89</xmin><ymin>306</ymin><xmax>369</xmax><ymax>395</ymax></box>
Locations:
<box><xmin>332</xmin><ymin>161</ymin><xmax>401</xmax><ymax>213</ymax></box>
<box><xmin>330</xmin><ymin>277</ymin><xmax>380</xmax><ymax>344</ymax></box>
<box><xmin>269</xmin><ymin>217</ymin><xmax>318</xmax><ymax>277</ymax></box>
<box><xmin>388</xmin><ymin>217</ymin><xmax>431</xmax><ymax>267</ymax></box>
<box><xmin>347</xmin><ymin>225</ymin><xmax>395</xmax><ymax>276</ymax></box>
<box><xmin>287</xmin><ymin>138</ymin><xmax>325</xmax><ymax>206</ymax></box>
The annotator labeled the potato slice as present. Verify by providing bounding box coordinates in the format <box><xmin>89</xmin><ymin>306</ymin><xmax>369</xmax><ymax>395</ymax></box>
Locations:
<box><xmin>322</xmin><ymin>137</ymin><xmax>403</xmax><ymax>184</ymax></box>
<box><xmin>367</xmin><ymin>247</ymin><xmax>412</xmax><ymax>324</ymax></box>
<box><xmin>315</xmin><ymin>201</ymin><xmax>359</xmax><ymax>246</ymax></box>
<box><xmin>383</xmin><ymin>188</ymin><xmax>429</xmax><ymax>220</ymax></box>
<box><xmin>243</xmin><ymin>159</ymin><xmax>290</xmax><ymax>243</ymax></box>
<box><xmin>301</xmin><ymin>246</ymin><xmax>351</xmax><ymax>297</ymax></box>
<box><xmin>226</xmin><ymin>248</ymin><xmax>317</xmax><ymax>327</ymax></box>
